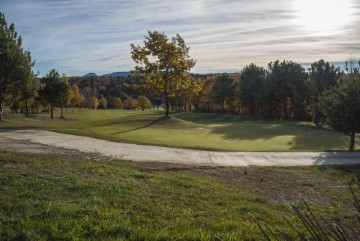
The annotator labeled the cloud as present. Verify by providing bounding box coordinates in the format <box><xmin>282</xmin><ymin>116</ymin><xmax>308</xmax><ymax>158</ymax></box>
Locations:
<box><xmin>1</xmin><ymin>0</ymin><xmax>359</xmax><ymax>76</ymax></box>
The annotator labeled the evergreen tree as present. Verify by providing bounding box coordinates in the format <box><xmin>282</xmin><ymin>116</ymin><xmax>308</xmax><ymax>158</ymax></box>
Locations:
<box><xmin>307</xmin><ymin>59</ymin><xmax>340</xmax><ymax>125</ymax></box>
<box><xmin>0</xmin><ymin>12</ymin><xmax>34</xmax><ymax>120</ymax></box>
<box><xmin>211</xmin><ymin>74</ymin><xmax>236</xmax><ymax>113</ymax></box>
<box><xmin>240</xmin><ymin>64</ymin><xmax>266</xmax><ymax>116</ymax></box>
<box><xmin>39</xmin><ymin>69</ymin><xmax>70</xmax><ymax>119</ymax></box>
<box><xmin>319</xmin><ymin>73</ymin><xmax>360</xmax><ymax>150</ymax></box>
<box><xmin>267</xmin><ymin>60</ymin><xmax>306</xmax><ymax>119</ymax></box>
<box><xmin>59</xmin><ymin>74</ymin><xmax>70</xmax><ymax>118</ymax></box>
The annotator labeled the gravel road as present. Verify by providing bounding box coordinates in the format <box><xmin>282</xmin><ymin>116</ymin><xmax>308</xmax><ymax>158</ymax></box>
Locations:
<box><xmin>1</xmin><ymin>129</ymin><xmax>359</xmax><ymax>166</ymax></box>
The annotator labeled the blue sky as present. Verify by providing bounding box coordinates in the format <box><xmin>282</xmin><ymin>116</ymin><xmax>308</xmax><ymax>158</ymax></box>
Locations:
<box><xmin>2</xmin><ymin>0</ymin><xmax>360</xmax><ymax>76</ymax></box>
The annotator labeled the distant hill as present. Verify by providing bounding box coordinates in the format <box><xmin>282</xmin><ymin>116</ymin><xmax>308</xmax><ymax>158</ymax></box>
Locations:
<box><xmin>81</xmin><ymin>71</ymin><xmax>132</xmax><ymax>78</ymax></box>
<box><xmin>83</xmin><ymin>72</ymin><xmax>97</xmax><ymax>77</ymax></box>
<box><xmin>102</xmin><ymin>71</ymin><xmax>132</xmax><ymax>77</ymax></box>
<box><xmin>81</xmin><ymin>71</ymin><xmax>209</xmax><ymax>78</ymax></box>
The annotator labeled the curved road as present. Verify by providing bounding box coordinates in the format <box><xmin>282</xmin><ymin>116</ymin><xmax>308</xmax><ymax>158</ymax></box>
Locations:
<box><xmin>1</xmin><ymin>129</ymin><xmax>359</xmax><ymax>166</ymax></box>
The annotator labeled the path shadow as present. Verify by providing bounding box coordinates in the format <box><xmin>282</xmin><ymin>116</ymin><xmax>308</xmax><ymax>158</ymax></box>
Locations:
<box><xmin>311</xmin><ymin>151</ymin><xmax>360</xmax><ymax>167</ymax></box>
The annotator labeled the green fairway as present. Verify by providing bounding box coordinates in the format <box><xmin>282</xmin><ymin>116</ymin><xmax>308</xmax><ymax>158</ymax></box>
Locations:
<box><xmin>0</xmin><ymin>109</ymin><xmax>358</xmax><ymax>151</ymax></box>
<box><xmin>1</xmin><ymin>151</ymin><xmax>359</xmax><ymax>240</ymax></box>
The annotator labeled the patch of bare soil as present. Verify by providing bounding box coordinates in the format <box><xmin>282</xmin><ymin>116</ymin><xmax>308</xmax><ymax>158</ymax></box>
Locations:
<box><xmin>137</xmin><ymin>161</ymin><xmax>360</xmax><ymax>213</ymax></box>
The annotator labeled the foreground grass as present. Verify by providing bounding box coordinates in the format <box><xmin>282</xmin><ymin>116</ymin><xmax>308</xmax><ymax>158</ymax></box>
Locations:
<box><xmin>0</xmin><ymin>109</ymin><xmax>358</xmax><ymax>151</ymax></box>
<box><xmin>1</xmin><ymin>151</ymin><xmax>359</xmax><ymax>240</ymax></box>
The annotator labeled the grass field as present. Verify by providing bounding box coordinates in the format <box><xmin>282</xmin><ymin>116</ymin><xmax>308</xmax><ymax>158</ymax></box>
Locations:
<box><xmin>0</xmin><ymin>109</ymin><xmax>358</xmax><ymax>151</ymax></box>
<box><xmin>1</xmin><ymin>151</ymin><xmax>359</xmax><ymax>240</ymax></box>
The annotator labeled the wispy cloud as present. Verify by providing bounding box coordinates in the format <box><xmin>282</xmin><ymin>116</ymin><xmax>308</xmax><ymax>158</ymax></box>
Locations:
<box><xmin>1</xmin><ymin>0</ymin><xmax>359</xmax><ymax>76</ymax></box>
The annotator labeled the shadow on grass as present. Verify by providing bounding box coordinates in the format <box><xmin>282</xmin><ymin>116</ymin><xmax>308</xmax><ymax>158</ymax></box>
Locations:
<box><xmin>173</xmin><ymin>112</ymin><xmax>251</xmax><ymax>124</ymax></box>
<box><xmin>90</xmin><ymin>111</ymin><xmax>164</xmax><ymax>128</ymax></box>
<box><xmin>174</xmin><ymin>112</ymin><xmax>357</xmax><ymax>151</ymax></box>
<box><xmin>288</xmin><ymin>135</ymin><xmax>355</xmax><ymax>151</ymax></box>
<box><xmin>111</xmin><ymin>116</ymin><xmax>167</xmax><ymax>134</ymax></box>
<box><xmin>213</xmin><ymin>122</ymin><xmax>350</xmax><ymax>149</ymax></box>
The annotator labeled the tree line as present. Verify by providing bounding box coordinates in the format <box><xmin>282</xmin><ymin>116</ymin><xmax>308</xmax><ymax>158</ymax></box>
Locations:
<box><xmin>7</xmin><ymin>69</ymin><xmax>154</xmax><ymax>118</ymax></box>
<box><xmin>0</xmin><ymin>12</ymin><xmax>35</xmax><ymax>121</ymax></box>
<box><xmin>129</xmin><ymin>31</ymin><xmax>359</xmax><ymax>150</ymax></box>
<box><xmin>194</xmin><ymin>60</ymin><xmax>345</xmax><ymax>121</ymax></box>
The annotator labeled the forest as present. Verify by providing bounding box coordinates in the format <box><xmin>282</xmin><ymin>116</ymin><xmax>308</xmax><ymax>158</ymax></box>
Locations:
<box><xmin>8</xmin><ymin>59</ymin><xmax>359</xmax><ymax>121</ymax></box>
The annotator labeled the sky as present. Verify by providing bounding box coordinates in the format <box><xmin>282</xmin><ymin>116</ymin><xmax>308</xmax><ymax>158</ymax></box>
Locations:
<box><xmin>1</xmin><ymin>0</ymin><xmax>360</xmax><ymax>76</ymax></box>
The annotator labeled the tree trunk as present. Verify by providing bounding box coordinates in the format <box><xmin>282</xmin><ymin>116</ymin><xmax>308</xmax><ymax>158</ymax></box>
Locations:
<box><xmin>313</xmin><ymin>104</ymin><xmax>321</xmax><ymax>125</ymax></box>
<box><xmin>50</xmin><ymin>103</ymin><xmax>54</xmax><ymax>119</ymax></box>
<box><xmin>0</xmin><ymin>92</ymin><xmax>4</xmax><ymax>121</ymax></box>
<box><xmin>25</xmin><ymin>99</ymin><xmax>29</xmax><ymax>117</ymax></box>
<box><xmin>249</xmin><ymin>103</ymin><xmax>254</xmax><ymax>116</ymax></box>
<box><xmin>164</xmin><ymin>78</ymin><xmax>170</xmax><ymax>117</ymax></box>
<box><xmin>61</xmin><ymin>106</ymin><xmax>64</xmax><ymax>118</ymax></box>
<box><xmin>266</xmin><ymin>100</ymin><xmax>272</xmax><ymax>118</ymax></box>
<box><xmin>283</xmin><ymin>97</ymin><xmax>288</xmax><ymax>119</ymax></box>
<box><xmin>0</xmin><ymin>101</ymin><xmax>3</xmax><ymax>121</ymax></box>
<box><xmin>165</xmin><ymin>94</ymin><xmax>169</xmax><ymax>117</ymax></box>
<box><xmin>349</xmin><ymin>132</ymin><xmax>355</xmax><ymax>151</ymax></box>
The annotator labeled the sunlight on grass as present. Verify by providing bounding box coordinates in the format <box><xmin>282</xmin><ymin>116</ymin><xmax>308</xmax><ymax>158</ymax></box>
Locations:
<box><xmin>0</xmin><ymin>109</ymin><xmax>357</xmax><ymax>151</ymax></box>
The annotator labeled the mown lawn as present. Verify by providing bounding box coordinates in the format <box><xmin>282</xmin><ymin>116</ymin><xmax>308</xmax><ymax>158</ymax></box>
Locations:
<box><xmin>0</xmin><ymin>151</ymin><xmax>359</xmax><ymax>240</ymax></box>
<box><xmin>0</xmin><ymin>109</ymin><xmax>358</xmax><ymax>151</ymax></box>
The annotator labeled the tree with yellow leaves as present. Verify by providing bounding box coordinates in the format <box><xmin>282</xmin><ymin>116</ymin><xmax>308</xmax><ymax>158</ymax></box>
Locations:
<box><xmin>98</xmin><ymin>97</ymin><xmax>108</xmax><ymax>109</ymax></box>
<box><xmin>91</xmin><ymin>97</ymin><xmax>98</xmax><ymax>109</ymax></box>
<box><xmin>123</xmin><ymin>96</ymin><xmax>136</xmax><ymax>110</ymax></box>
<box><xmin>67</xmin><ymin>84</ymin><xmax>83</xmax><ymax>112</ymax></box>
<box><xmin>114</xmin><ymin>97</ymin><xmax>123</xmax><ymax>109</ymax></box>
<box><xmin>136</xmin><ymin>95</ymin><xmax>152</xmax><ymax>111</ymax></box>
<box><xmin>131</xmin><ymin>31</ymin><xmax>196</xmax><ymax>117</ymax></box>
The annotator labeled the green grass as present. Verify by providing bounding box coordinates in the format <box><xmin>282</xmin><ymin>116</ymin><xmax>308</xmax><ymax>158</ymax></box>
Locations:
<box><xmin>1</xmin><ymin>151</ymin><xmax>359</xmax><ymax>240</ymax></box>
<box><xmin>0</xmin><ymin>109</ymin><xmax>358</xmax><ymax>151</ymax></box>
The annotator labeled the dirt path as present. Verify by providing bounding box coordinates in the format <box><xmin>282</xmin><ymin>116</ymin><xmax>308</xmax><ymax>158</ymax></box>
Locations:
<box><xmin>1</xmin><ymin>129</ymin><xmax>359</xmax><ymax>166</ymax></box>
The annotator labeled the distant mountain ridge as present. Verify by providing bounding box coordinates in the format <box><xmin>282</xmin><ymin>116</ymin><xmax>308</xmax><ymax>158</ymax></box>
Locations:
<box><xmin>82</xmin><ymin>61</ymin><xmax>360</xmax><ymax>78</ymax></box>
<box><xmin>83</xmin><ymin>72</ymin><xmax>97</xmax><ymax>77</ymax></box>
<box><xmin>102</xmin><ymin>71</ymin><xmax>132</xmax><ymax>77</ymax></box>
<box><xmin>82</xmin><ymin>71</ymin><xmax>131</xmax><ymax>77</ymax></box>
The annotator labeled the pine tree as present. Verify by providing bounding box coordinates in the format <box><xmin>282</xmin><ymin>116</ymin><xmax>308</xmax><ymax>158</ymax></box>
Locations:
<box><xmin>319</xmin><ymin>74</ymin><xmax>360</xmax><ymax>150</ymax></box>
<box><xmin>39</xmin><ymin>69</ymin><xmax>70</xmax><ymax>119</ymax></box>
<box><xmin>0</xmin><ymin>12</ymin><xmax>34</xmax><ymax>120</ymax></box>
